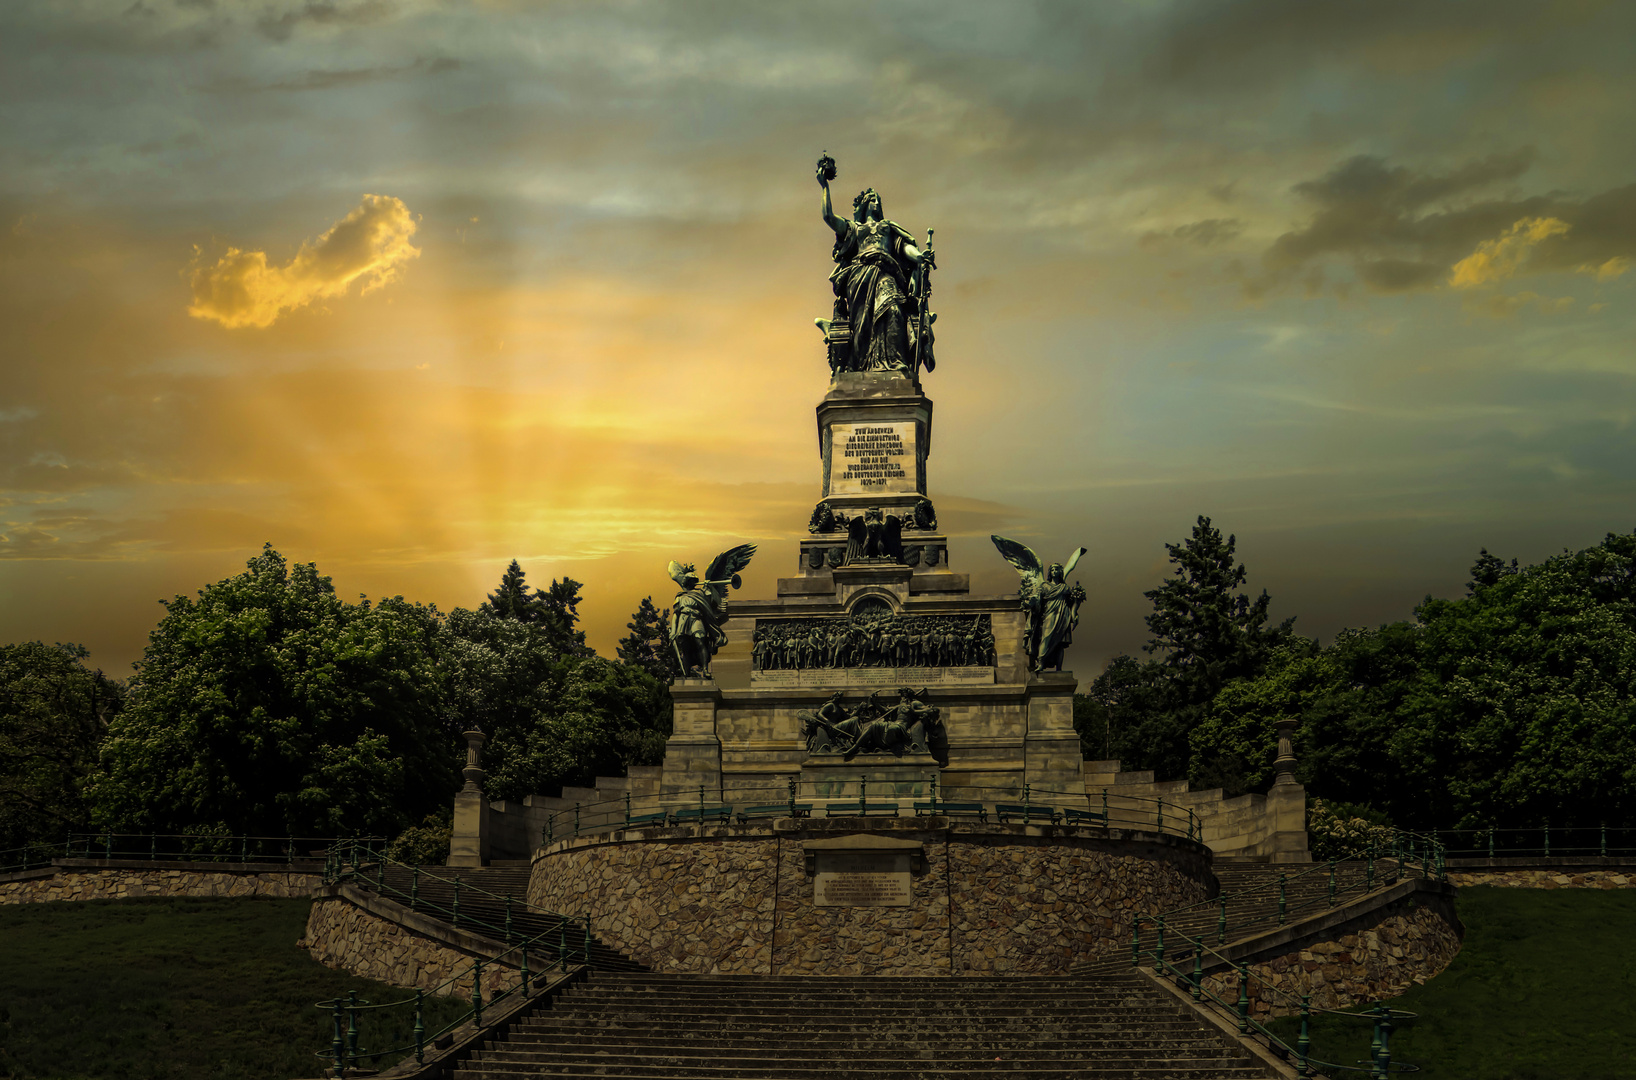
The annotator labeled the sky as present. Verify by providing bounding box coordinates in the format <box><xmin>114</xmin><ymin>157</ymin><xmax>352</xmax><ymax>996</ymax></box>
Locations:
<box><xmin>3</xmin><ymin>0</ymin><xmax>1635</xmax><ymax>680</ymax></box>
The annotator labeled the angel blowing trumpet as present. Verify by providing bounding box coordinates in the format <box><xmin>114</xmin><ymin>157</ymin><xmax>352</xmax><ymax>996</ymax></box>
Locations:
<box><xmin>992</xmin><ymin>536</ymin><xmax>1088</xmax><ymax>673</ymax></box>
<box><xmin>668</xmin><ymin>544</ymin><xmax>757</xmax><ymax>678</ymax></box>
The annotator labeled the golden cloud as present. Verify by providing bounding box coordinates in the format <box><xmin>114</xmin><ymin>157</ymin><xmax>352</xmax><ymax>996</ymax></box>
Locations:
<box><xmin>187</xmin><ymin>194</ymin><xmax>420</xmax><ymax>329</ymax></box>
<box><xmin>1578</xmin><ymin>256</ymin><xmax>1631</xmax><ymax>282</ymax></box>
<box><xmin>1449</xmin><ymin>216</ymin><xmax>1571</xmax><ymax>289</ymax></box>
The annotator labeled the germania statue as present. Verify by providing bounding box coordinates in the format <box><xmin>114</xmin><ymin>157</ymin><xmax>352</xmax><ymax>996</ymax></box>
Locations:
<box><xmin>667</xmin><ymin>544</ymin><xmax>756</xmax><ymax>678</ymax></box>
<box><xmin>992</xmin><ymin>536</ymin><xmax>1089</xmax><ymax>673</ymax></box>
<box><xmin>814</xmin><ymin>153</ymin><xmax>936</xmax><ymax>379</ymax></box>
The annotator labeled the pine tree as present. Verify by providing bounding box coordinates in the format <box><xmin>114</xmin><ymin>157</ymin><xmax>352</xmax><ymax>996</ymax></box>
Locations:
<box><xmin>617</xmin><ymin>596</ymin><xmax>680</xmax><ymax>682</ymax></box>
<box><xmin>483</xmin><ymin>560</ymin><xmax>543</xmax><ymax>623</ymax></box>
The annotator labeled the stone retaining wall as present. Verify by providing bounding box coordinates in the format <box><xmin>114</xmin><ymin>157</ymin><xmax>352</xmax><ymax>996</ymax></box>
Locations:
<box><xmin>1199</xmin><ymin>887</ymin><xmax>1461</xmax><ymax>1019</ymax></box>
<box><xmin>529</xmin><ymin>817</ymin><xmax>1211</xmax><ymax>976</ymax></box>
<box><xmin>0</xmin><ymin>862</ymin><xmax>322</xmax><ymax>904</ymax></box>
<box><xmin>1445</xmin><ymin>868</ymin><xmax>1635</xmax><ymax>889</ymax></box>
<box><xmin>302</xmin><ymin>895</ymin><xmax>518</xmax><ymax>999</ymax></box>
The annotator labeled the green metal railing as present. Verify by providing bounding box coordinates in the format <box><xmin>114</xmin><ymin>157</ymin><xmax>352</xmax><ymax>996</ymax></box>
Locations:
<box><xmin>1140</xmin><ymin>929</ymin><xmax>1419</xmax><ymax>1077</ymax></box>
<box><xmin>316</xmin><ymin>838</ymin><xmax>594</xmax><ymax>1075</ymax></box>
<box><xmin>1132</xmin><ymin>828</ymin><xmax>1446</xmax><ymax>950</ymax></box>
<box><xmin>50</xmin><ymin>831</ymin><xmax>358</xmax><ymax>865</ymax></box>
<box><xmin>323</xmin><ymin>839</ymin><xmax>592</xmax><ymax>955</ymax></box>
<box><xmin>537</xmin><ymin>777</ymin><xmax>1207</xmax><ymax>847</ymax></box>
<box><xmin>312</xmin><ymin>921</ymin><xmax>579</xmax><ymax>1075</ymax></box>
<box><xmin>1434</xmin><ymin>825</ymin><xmax>1635</xmax><ymax>859</ymax></box>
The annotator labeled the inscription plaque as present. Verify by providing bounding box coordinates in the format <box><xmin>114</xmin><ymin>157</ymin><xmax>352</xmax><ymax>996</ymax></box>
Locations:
<box><xmin>828</xmin><ymin>421</ymin><xmax>917</xmax><ymax>496</ymax></box>
<box><xmin>813</xmin><ymin>852</ymin><xmax>912</xmax><ymax>907</ymax></box>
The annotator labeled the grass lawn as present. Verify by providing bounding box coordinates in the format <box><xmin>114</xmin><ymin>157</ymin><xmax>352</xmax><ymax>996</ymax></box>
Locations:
<box><xmin>1267</xmin><ymin>886</ymin><xmax>1636</xmax><ymax>1079</ymax></box>
<box><xmin>0</xmin><ymin>896</ymin><xmax>470</xmax><ymax>1080</ymax></box>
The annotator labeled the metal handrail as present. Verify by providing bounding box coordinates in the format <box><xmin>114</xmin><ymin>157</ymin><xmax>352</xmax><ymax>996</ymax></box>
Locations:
<box><xmin>536</xmin><ymin>779</ymin><xmax>1207</xmax><ymax>847</ymax></box>
<box><xmin>1135</xmin><ymin>828</ymin><xmax>1447</xmax><ymax>938</ymax></box>
<box><xmin>1139</xmin><ymin>930</ymin><xmax>1420</xmax><ymax>1077</ymax></box>
<box><xmin>58</xmin><ymin>831</ymin><xmax>363</xmax><ymax>865</ymax></box>
<box><xmin>1432</xmin><ymin>825</ymin><xmax>1636</xmax><ymax>859</ymax></box>
<box><xmin>311</xmin><ymin>915</ymin><xmax>583</xmax><ymax>1075</ymax></box>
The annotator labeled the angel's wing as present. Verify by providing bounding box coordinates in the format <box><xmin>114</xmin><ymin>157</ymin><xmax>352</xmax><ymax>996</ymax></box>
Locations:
<box><xmin>883</xmin><ymin>514</ymin><xmax>904</xmax><ymax>562</ymax></box>
<box><xmin>1062</xmin><ymin>546</ymin><xmax>1088</xmax><ymax>577</ymax></box>
<box><xmin>704</xmin><ymin>543</ymin><xmax>757</xmax><ymax>585</ymax></box>
<box><xmin>990</xmin><ymin>535</ymin><xmax>1044</xmax><ymax>580</ymax></box>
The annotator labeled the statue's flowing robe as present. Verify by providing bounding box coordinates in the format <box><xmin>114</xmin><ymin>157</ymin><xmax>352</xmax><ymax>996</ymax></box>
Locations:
<box><xmin>830</xmin><ymin>218</ymin><xmax>921</xmax><ymax>373</ymax></box>
<box><xmin>1035</xmin><ymin>580</ymin><xmax>1080</xmax><ymax>668</ymax></box>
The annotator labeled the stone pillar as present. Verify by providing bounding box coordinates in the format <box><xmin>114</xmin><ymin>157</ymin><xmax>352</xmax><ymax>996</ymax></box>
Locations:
<box><xmin>1023</xmin><ymin>671</ymin><xmax>1084</xmax><ymax>798</ymax></box>
<box><xmin>448</xmin><ymin>728</ymin><xmax>489</xmax><ymax>868</ymax></box>
<box><xmin>660</xmin><ymin>679</ymin><xmax>723</xmax><ymax>802</ymax></box>
<box><xmin>1266</xmin><ymin>718</ymin><xmax>1311</xmax><ymax>863</ymax></box>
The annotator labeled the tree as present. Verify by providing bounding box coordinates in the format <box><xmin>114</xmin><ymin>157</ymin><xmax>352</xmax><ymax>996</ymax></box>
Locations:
<box><xmin>479</xmin><ymin>560</ymin><xmax>591</xmax><ymax>658</ymax></box>
<box><xmin>0</xmin><ymin>642</ymin><xmax>123</xmax><ymax>850</ymax></box>
<box><xmin>87</xmin><ymin>546</ymin><xmax>460</xmax><ymax>838</ymax></box>
<box><xmin>1188</xmin><ymin>534</ymin><xmax>1636</xmax><ymax>830</ymax></box>
<box><xmin>617</xmin><ymin>596</ymin><xmax>680</xmax><ymax>683</ymax></box>
<box><xmin>1076</xmin><ymin>516</ymin><xmax>1293</xmax><ymax>782</ymax></box>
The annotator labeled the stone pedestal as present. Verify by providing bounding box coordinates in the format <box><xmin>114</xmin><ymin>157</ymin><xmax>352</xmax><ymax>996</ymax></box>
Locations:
<box><xmin>815</xmin><ymin>372</ymin><xmax>932</xmax><ymax>520</ymax></box>
<box><xmin>799</xmin><ymin>753</ymin><xmax>942</xmax><ymax>802</ymax></box>
<box><xmin>1023</xmin><ymin>672</ymin><xmax>1085</xmax><ymax>798</ymax></box>
<box><xmin>1266</xmin><ymin>718</ymin><xmax>1311</xmax><ymax>862</ymax></box>
<box><xmin>660</xmin><ymin>679</ymin><xmax>724</xmax><ymax>800</ymax></box>
<box><xmin>449</xmin><ymin>791</ymin><xmax>488</xmax><ymax>868</ymax></box>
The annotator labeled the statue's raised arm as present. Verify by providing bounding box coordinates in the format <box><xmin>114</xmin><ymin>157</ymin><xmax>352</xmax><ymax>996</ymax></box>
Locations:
<box><xmin>812</xmin><ymin>153</ymin><xmax>935</xmax><ymax>379</ymax></box>
<box><xmin>668</xmin><ymin>543</ymin><xmax>756</xmax><ymax>679</ymax></box>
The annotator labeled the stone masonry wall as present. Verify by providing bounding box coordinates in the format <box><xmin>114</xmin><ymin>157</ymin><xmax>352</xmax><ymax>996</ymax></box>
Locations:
<box><xmin>1445</xmin><ymin>868</ymin><xmax>1635</xmax><ymax>889</ymax></box>
<box><xmin>529</xmin><ymin>821</ymin><xmax>1211</xmax><ymax>976</ymax></box>
<box><xmin>1199</xmin><ymin>892</ymin><xmax>1461</xmax><ymax>1019</ymax></box>
<box><xmin>302</xmin><ymin>897</ymin><xmax>519</xmax><ymax>999</ymax></box>
<box><xmin>0</xmin><ymin>865</ymin><xmax>321</xmax><ymax>905</ymax></box>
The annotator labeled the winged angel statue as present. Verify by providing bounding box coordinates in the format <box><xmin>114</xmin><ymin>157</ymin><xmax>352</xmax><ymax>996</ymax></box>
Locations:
<box><xmin>991</xmin><ymin>536</ymin><xmax>1088</xmax><ymax>673</ymax></box>
<box><xmin>668</xmin><ymin>545</ymin><xmax>757</xmax><ymax>678</ymax></box>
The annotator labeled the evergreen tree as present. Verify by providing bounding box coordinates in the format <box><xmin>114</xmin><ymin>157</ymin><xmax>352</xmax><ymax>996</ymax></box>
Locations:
<box><xmin>480</xmin><ymin>561</ymin><xmax>590</xmax><ymax>658</ymax></box>
<box><xmin>1076</xmin><ymin>516</ymin><xmax>1292</xmax><ymax>784</ymax></box>
<box><xmin>483</xmin><ymin>560</ymin><xmax>545</xmax><ymax>622</ymax></box>
<box><xmin>617</xmin><ymin>596</ymin><xmax>680</xmax><ymax>683</ymax></box>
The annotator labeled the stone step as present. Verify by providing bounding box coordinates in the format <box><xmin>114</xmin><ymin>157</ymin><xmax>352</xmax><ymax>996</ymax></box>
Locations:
<box><xmin>502</xmin><ymin>1031</ymin><xmax>1232</xmax><ymax>1052</ymax></box>
<box><xmin>474</xmin><ymin>1050</ymin><xmax>1256</xmax><ymax>1070</ymax></box>
<box><xmin>454</xmin><ymin>1066</ymin><xmax>1268</xmax><ymax>1080</ymax></box>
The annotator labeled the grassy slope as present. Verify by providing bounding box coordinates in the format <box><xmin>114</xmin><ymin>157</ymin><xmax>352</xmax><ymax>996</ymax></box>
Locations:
<box><xmin>0</xmin><ymin>897</ymin><xmax>469</xmax><ymax>1080</ymax></box>
<box><xmin>1268</xmin><ymin>886</ymin><xmax>1636</xmax><ymax>1080</ymax></box>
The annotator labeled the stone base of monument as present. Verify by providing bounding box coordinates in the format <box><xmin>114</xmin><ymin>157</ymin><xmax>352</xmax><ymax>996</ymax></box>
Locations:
<box><xmin>527</xmin><ymin>815</ymin><xmax>1212</xmax><ymax>976</ymax></box>
<box><xmin>798</xmin><ymin>752</ymin><xmax>941</xmax><ymax>803</ymax></box>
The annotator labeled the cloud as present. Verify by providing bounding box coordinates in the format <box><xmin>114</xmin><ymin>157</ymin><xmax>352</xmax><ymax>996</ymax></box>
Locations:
<box><xmin>1463</xmin><ymin>290</ymin><xmax>1575</xmax><ymax>319</ymax></box>
<box><xmin>187</xmin><ymin>194</ymin><xmax>420</xmax><ymax>329</ymax></box>
<box><xmin>1255</xmin><ymin>152</ymin><xmax>1636</xmax><ymax>297</ymax></box>
<box><xmin>1140</xmin><ymin>218</ymin><xmax>1244</xmax><ymax>248</ymax></box>
<box><xmin>1450</xmin><ymin>217</ymin><xmax>1571</xmax><ymax>288</ymax></box>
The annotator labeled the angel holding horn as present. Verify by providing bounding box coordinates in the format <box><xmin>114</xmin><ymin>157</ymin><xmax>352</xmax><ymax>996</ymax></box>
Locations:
<box><xmin>991</xmin><ymin>536</ymin><xmax>1088</xmax><ymax>673</ymax></box>
<box><xmin>667</xmin><ymin>544</ymin><xmax>757</xmax><ymax>678</ymax></box>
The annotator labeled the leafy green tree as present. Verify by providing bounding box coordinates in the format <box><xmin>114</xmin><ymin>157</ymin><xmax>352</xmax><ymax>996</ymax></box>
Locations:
<box><xmin>87</xmin><ymin>546</ymin><xmax>460</xmax><ymax>838</ymax></box>
<box><xmin>0</xmin><ymin>642</ymin><xmax>123</xmax><ymax>850</ymax></box>
<box><xmin>1077</xmin><ymin>516</ymin><xmax>1293</xmax><ymax>782</ymax></box>
<box><xmin>443</xmin><ymin>604</ymin><xmax>669</xmax><ymax>803</ymax></box>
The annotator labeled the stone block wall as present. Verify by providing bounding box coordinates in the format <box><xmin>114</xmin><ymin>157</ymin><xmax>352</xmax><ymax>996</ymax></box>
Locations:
<box><xmin>1444</xmin><ymin>867</ymin><xmax>1635</xmax><ymax>889</ymax></box>
<box><xmin>0</xmin><ymin>862</ymin><xmax>322</xmax><ymax>904</ymax></box>
<box><xmin>528</xmin><ymin>819</ymin><xmax>1212</xmax><ymax>976</ymax></box>
<box><xmin>1198</xmin><ymin>888</ymin><xmax>1461</xmax><ymax>1019</ymax></box>
<box><xmin>302</xmin><ymin>896</ymin><xmax>519</xmax><ymax>999</ymax></box>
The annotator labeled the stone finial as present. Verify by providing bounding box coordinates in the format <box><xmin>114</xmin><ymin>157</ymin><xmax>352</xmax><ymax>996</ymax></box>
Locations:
<box><xmin>461</xmin><ymin>728</ymin><xmax>487</xmax><ymax>794</ymax></box>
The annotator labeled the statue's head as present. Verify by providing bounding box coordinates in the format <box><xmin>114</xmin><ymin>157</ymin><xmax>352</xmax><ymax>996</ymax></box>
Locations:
<box><xmin>828</xmin><ymin>691</ymin><xmax>844</xmax><ymax>704</ymax></box>
<box><xmin>1047</xmin><ymin>563</ymin><xmax>1065</xmax><ymax>583</ymax></box>
<box><xmin>853</xmin><ymin>188</ymin><xmax>882</xmax><ymax>221</ymax></box>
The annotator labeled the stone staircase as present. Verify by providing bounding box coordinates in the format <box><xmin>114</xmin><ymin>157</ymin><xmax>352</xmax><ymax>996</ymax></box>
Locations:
<box><xmin>353</xmin><ymin>864</ymin><xmax>647</xmax><ymax>973</ymax></box>
<box><xmin>453</xmin><ymin>971</ymin><xmax>1281</xmax><ymax>1079</ymax></box>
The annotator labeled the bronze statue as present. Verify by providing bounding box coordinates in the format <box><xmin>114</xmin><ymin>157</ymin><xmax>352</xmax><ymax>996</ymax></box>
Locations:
<box><xmin>846</xmin><ymin>506</ymin><xmax>904</xmax><ymax>563</ymax></box>
<box><xmin>841</xmin><ymin>687</ymin><xmax>946</xmax><ymax>766</ymax></box>
<box><xmin>667</xmin><ymin>544</ymin><xmax>756</xmax><ymax>678</ymax></box>
<box><xmin>815</xmin><ymin>154</ymin><xmax>935</xmax><ymax>378</ymax></box>
<box><xmin>992</xmin><ymin>536</ymin><xmax>1089</xmax><ymax>673</ymax></box>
